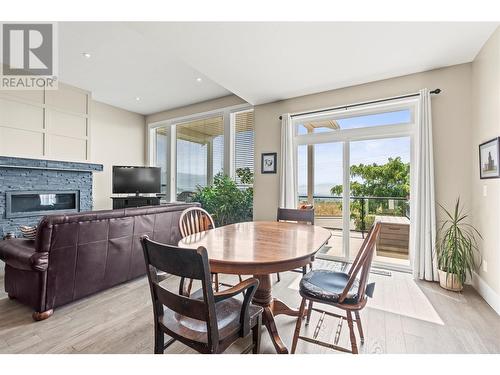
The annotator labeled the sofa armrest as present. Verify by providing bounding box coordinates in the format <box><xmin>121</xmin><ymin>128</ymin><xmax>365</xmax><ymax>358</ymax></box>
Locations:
<box><xmin>0</xmin><ymin>239</ymin><xmax>48</xmax><ymax>272</ymax></box>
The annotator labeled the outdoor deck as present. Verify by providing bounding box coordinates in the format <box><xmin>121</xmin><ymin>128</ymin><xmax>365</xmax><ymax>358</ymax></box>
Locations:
<box><xmin>317</xmin><ymin>228</ymin><xmax>410</xmax><ymax>268</ymax></box>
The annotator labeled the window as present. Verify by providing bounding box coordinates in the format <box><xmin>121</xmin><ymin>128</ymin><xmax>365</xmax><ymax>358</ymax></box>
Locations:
<box><xmin>296</xmin><ymin>109</ymin><xmax>411</xmax><ymax>135</ymax></box>
<box><xmin>233</xmin><ymin>110</ymin><xmax>254</xmax><ymax>185</ymax></box>
<box><xmin>150</xmin><ymin>105</ymin><xmax>254</xmax><ymax>202</ymax></box>
<box><xmin>293</xmin><ymin>99</ymin><xmax>416</xmax><ymax>271</ymax></box>
<box><xmin>176</xmin><ymin>116</ymin><xmax>224</xmax><ymax>201</ymax></box>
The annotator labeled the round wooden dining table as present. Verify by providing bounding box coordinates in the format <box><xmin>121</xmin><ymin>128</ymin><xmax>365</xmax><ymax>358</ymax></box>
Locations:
<box><xmin>178</xmin><ymin>221</ymin><xmax>332</xmax><ymax>354</ymax></box>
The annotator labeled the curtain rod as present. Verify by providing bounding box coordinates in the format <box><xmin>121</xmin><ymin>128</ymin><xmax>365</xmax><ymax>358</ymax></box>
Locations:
<box><xmin>278</xmin><ymin>88</ymin><xmax>441</xmax><ymax>120</ymax></box>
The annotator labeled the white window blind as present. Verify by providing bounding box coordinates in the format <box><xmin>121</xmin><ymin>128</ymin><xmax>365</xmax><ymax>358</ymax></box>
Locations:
<box><xmin>234</xmin><ymin>110</ymin><xmax>254</xmax><ymax>185</ymax></box>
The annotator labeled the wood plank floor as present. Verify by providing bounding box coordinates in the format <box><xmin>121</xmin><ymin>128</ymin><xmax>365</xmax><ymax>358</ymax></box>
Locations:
<box><xmin>0</xmin><ymin>259</ymin><xmax>499</xmax><ymax>354</ymax></box>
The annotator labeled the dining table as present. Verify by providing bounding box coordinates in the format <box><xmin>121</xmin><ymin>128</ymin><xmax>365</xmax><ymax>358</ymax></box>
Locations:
<box><xmin>178</xmin><ymin>220</ymin><xmax>332</xmax><ymax>354</ymax></box>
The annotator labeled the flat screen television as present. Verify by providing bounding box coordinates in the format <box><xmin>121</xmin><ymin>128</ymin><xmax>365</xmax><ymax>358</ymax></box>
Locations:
<box><xmin>112</xmin><ymin>166</ymin><xmax>161</xmax><ymax>195</ymax></box>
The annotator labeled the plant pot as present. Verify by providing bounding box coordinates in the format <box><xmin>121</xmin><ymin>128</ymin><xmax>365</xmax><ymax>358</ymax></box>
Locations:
<box><xmin>438</xmin><ymin>269</ymin><xmax>463</xmax><ymax>292</ymax></box>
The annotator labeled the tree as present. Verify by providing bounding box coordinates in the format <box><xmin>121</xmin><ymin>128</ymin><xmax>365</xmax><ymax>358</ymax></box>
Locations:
<box><xmin>191</xmin><ymin>170</ymin><xmax>253</xmax><ymax>227</ymax></box>
<box><xmin>330</xmin><ymin>157</ymin><xmax>410</xmax><ymax>230</ymax></box>
<box><xmin>330</xmin><ymin>157</ymin><xmax>409</xmax><ymax>198</ymax></box>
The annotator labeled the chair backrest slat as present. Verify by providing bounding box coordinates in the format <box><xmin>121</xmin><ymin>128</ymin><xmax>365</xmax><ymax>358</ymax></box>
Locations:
<box><xmin>154</xmin><ymin>283</ymin><xmax>207</xmax><ymax>321</ymax></box>
<box><xmin>141</xmin><ymin>236</ymin><xmax>219</xmax><ymax>347</ymax></box>
<box><xmin>179</xmin><ymin>207</ymin><xmax>215</xmax><ymax>238</ymax></box>
<box><xmin>348</xmin><ymin>225</ymin><xmax>374</xmax><ymax>276</ymax></box>
<box><xmin>339</xmin><ymin>222</ymin><xmax>381</xmax><ymax>304</ymax></box>
<box><xmin>145</xmin><ymin>239</ymin><xmax>206</xmax><ymax>279</ymax></box>
<box><xmin>277</xmin><ymin>207</ymin><xmax>315</xmax><ymax>225</ymax></box>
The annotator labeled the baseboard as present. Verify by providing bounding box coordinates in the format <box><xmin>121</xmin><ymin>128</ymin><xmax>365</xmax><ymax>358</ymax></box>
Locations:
<box><xmin>472</xmin><ymin>272</ymin><xmax>500</xmax><ymax>315</ymax></box>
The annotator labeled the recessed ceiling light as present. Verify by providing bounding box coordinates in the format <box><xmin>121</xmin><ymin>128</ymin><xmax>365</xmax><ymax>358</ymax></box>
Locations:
<box><xmin>196</xmin><ymin>77</ymin><xmax>202</xmax><ymax>82</ymax></box>
<box><xmin>135</xmin><ymin>97</ymin><xmax>141</xmax><ymax>101</ymax></box>
<box><xmin>82</xmin><ymin>52</ymin><xmax>91</xmax><ymax>59</ymax></box>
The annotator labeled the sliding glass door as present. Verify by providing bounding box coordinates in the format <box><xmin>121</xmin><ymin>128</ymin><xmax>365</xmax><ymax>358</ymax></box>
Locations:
<box><xmin>294</xmin><ymin>99</ymin><xmax>416</xmax><ymax>271</ymax></box>
<box><xmin>348</xmin><ymin>137</ymin><xmax>411</xmax><ymax>268</ymax></box>
<box><xmin>298</xmin><ymin>142</ymin><xmax>346</xmax><ymax>259</ymax></box>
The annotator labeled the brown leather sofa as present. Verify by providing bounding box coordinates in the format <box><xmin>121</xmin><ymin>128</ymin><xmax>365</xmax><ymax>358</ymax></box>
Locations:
<box><xmin>0</xmin><ymin>203</ymin><xmax>197</xmax><ymax>320</ymax></box>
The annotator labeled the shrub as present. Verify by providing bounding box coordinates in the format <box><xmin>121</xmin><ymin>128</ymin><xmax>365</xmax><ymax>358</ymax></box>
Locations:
<box><xmin>354</xmin><ymin>214</ymin><xmax>375</xmax><ymax>231</ymax></box>
<box><xmin>191</xmin><ymin>172</ymin><xmax>253</xmax><ymax>226</ymax></box>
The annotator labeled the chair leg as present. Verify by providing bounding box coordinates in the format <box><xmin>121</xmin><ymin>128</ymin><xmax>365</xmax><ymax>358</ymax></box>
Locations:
<box><xmin>355</xmin><ymin>311</ymin><xmax>364</xmax><ymax>344</ymax></box>
<box><xmin>276</xmin><ymin>273</ymin><xmax>281</xmax><ymax>282</ymax></box>
<box><xmin>154</xmin><ymin>326</ymin><xmax>164</xmax><ymax>354</ymax></box>
<box><xmin>305</xmin><ymin>300</ymin><xmax>313</xmax><ymax>325</ymax></box>
<box><xmin>346</xmin><ymin>311</ymin><xmax>358</xmax><ymax>354</ymax></box>
<box><xmin>238</xmin><ymin>275</ymin><xmax>243</xmax><ymax>282</ymax></box>
<box><xmin>291</xmin><ymin>297</ymin><xmax>307</xmax><ymax>354</ymax></box>
<box><xmin>252</xmin><ymin>315</ymin><xmax>262</xmax><ymax>354</ymax></box>
<box><xmin>302</xmin><ymin>265</ymin><xmax>307</xmax><ymax>275</ymax></box>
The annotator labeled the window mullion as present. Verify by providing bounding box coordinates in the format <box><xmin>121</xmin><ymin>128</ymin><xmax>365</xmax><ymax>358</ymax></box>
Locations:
<box><xmin>224</xmin><ymin>110</ymin><xmax>233</xmax><ymax>178</ymax></box>
<box><xmin>169</xmin><ymin>125</ymin><xmax>176</xmax><ymax>202</ymax></box>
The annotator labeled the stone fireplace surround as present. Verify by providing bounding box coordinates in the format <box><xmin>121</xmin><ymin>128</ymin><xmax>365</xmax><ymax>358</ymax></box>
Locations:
<box><xmin>0</xmin><ymin>156</ymin><xmax>103</xmax><ymax>238</ymax></box>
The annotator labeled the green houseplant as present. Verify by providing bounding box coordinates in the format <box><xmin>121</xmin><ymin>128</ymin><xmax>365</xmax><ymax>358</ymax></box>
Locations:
<box><xmin>436</xmin><ymin>198</ymin><xmax>481</xmax><ymax>291</ymax></box>
<box><xmin>191</xmin><ymin>169</ymin><xmax>253</xmax><ymax>227</ymax></box>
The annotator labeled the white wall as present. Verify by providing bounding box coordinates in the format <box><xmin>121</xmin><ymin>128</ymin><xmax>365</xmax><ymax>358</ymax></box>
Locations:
<box><xmin>90</xmin><ymin>101</ymin><xmax>146</xmax><ymax>210</ymax></box>
<box><xmin>253</xmin><ymin>64</ymin><xmax>473</xmax><ymax>223</ymax></box>
<box><xmin>0</xmin><ymin>82</ymin><xmax>146</xmax><ymax>211</ymax></box>
<box><xmin>0</xmin><ymin>83</ymin><xmax>91</xmax><ymax>161</ymax></box>
<box><xmin>146</xmin><ymin>95</ymin><xmax>246</xmax><ymax>125</ymax></box>
<box><xmin>471</xmin><ymin>27</ymin><xmax>500</xmax><ymax>307</ymax></box>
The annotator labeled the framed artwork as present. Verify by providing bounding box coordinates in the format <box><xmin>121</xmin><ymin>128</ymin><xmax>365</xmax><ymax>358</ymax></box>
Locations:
<box><xmin>261</xmin><ymin>152</ymin><xmax>277</xmax><ymax>174</ymax></box>
<box><xmin>479</xmin><ymin>137</ymin><xmax>500</xmax><ymax>179</ymax></box>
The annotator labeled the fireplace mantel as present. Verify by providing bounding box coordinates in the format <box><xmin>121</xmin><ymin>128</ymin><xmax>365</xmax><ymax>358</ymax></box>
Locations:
<box><xmin>0</xmin><ymin>156</ymin><xmax>103</xmax><ymax>173</ymax></box>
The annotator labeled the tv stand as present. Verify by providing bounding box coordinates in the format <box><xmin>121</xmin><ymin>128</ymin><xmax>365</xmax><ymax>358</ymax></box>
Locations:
<box><xmin>111</xmin><ymin>195</ymin><xmax>161</xmax><ymax>209</ymax></box>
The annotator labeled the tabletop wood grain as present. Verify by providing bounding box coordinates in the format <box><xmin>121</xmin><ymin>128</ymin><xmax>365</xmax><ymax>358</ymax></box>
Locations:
<box><xmin>178</xmin><ymin>221</ymin><xmax>332</xmax><ymax>275</ymax></box>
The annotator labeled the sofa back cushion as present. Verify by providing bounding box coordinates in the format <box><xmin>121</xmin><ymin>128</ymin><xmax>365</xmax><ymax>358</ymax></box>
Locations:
<box><xmin>37</xmin><ymin>203</ymin><xmax>198</xmax><ymax>308</ymax></box>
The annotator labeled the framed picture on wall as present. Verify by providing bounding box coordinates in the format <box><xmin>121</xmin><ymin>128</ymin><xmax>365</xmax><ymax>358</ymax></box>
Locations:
<box><xmin>261</xmin><ymin>152</ymin><xmax>277</xmax><ymax>174</ymax></box>
<box><xmin>479</xmin><ymin>137</ymin><xmax>500</xmax><ymax>179</ymax></box>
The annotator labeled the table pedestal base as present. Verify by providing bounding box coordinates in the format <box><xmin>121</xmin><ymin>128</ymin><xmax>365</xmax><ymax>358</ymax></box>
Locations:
<box><xmin>253</xmin><ymin>274</ymin><xmax>306</xmax><ymax>354</ymax></box>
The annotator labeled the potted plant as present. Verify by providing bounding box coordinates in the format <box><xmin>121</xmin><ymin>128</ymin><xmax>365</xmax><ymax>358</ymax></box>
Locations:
<box><xmin>436</xmin><ymin>198</ymin><xmax>481</xmax><ymax>291</ymax></box>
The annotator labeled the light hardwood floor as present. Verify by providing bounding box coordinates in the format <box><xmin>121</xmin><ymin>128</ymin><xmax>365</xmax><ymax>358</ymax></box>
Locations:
<box><xmin>0</xmin><ymin>260</ymin><xmax>499</xmax><ymax>354</ymax></box>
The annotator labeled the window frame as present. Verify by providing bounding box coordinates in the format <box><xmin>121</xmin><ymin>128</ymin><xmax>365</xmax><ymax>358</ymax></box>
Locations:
<box><xmin>147</xmin><ymin>104</ymin><xmax>253</xmax><ymax>202</ymax></box>
<box><xmin>294</xmin><ymin>97</ymin><xmax>417</xmax><ymax>146</ymax></box>
<box><xmin>292</xmin><ymin>97</ymin><xmax>418</xmax><ymax>273</ymax></box>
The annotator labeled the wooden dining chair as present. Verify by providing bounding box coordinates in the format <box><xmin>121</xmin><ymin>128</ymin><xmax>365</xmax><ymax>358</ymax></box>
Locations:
<box><xmin>179</xmin><ymin>207</ymin><xmax>215</xmax><ymax>238</ymax></box>
<box><xmin>275</xmin><ymin>207</ymin><xmax>315</xmax><ymax>282</ymax></box>
<box><xmin>141</xmin><ymin>236</ymin><xmax>263</xmax><ymax>354</ymax></box>
<box><xmin>290</xmin><ymin>222</ymin><xmax>381</xmax><ymax>354</ymax></box>
<box><xmin>179</xmin><ymin>207</ymin><xmax>242</xmax><ymax>292</ymax></box>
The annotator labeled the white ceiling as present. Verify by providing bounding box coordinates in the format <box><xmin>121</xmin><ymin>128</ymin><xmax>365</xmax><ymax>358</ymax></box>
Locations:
<box><xmin>58</xmin><ymin>22</ymin><xmax>498</xmax><ymax>115</ymax></box>
<box><xmin>58</xmin><ymin>22</ymin><xmax>231</xmax><ymax>115</ymax></box>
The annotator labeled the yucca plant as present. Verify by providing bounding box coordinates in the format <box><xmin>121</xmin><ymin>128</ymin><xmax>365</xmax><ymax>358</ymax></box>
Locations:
<box><xmin>436</xmin><ymin>198</ymin><xmax>481</xmax><ymax>291</ymax></box>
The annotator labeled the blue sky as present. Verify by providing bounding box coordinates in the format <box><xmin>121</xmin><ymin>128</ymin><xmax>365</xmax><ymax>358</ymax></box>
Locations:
<box><xmin>298</xmin><ymin>110</ymin><xmax>411</xmax><ymax>196</ymax></box>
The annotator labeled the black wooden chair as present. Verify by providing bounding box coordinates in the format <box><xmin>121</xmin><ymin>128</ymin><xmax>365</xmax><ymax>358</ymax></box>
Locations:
<box><xmin>179</xmin><ymin>207</ymin><xmax>242</xmax><ymax>293</ymax></box>
<box><xmin>141</xmin><ymin>236</ymin><xmax>263</xmax><ymax>354</ymax></box>
<box><xmin>290</xmin><ymin>222</ymin><xmax>381</xmax><ymax>354</ymax></box>
<box><xmin>275</xmin><ymin>207</ymin><xmax>315</xmax><ymax>282</ymax></box>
